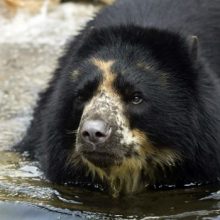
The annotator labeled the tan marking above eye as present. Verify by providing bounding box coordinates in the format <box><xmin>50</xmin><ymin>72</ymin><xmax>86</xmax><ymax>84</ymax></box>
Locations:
<box><xmin>91</xmin><ymin>58</ymin><xmax>117</xmax><ymax>94</ymax></box>
<box><xmin>137</xmin><ymin>62</ymin><xmax>154</xmax><ymax>71</ymax></box>
<box><xmin>71</xmin><ymin>70</ymin><xmax>81</xmax><ymax>81</ymax></box>
<box><xmin>137</xmin><ymin>62</ymin><xmax>168</xmax><ymax>86</ymax></box>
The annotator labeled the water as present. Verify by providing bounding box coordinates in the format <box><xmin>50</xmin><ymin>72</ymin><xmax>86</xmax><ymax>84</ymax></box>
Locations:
<box><xmin>0</xmin><ymin>151</ymin><xmax>219</xmax><ymax>220</ymax></box>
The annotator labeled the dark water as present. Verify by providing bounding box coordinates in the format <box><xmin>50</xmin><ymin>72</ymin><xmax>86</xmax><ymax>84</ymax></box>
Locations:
<box><xmin>0</xmin><ymin>152</ymin><xmax>220</xmax><ymax>220</ymax></box>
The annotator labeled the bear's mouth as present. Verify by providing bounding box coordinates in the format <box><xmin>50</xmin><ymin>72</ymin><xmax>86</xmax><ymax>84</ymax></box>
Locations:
<box><xmin>82</xmin><ymin>151</ymin><xmax>123</xmax><ymax>168</ymax></box>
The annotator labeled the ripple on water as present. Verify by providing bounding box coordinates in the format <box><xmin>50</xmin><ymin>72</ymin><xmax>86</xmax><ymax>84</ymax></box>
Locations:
<box><xmin>0</xmin><ymin>151</ymin><xmax>220</xmax><ymax>219</ymax></box>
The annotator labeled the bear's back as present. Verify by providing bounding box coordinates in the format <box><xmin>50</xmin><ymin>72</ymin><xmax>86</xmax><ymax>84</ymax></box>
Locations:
<box><xmin>93</xmin><ymin>0</ymin><xmax>220</xmax><ymax>76</ymax></box>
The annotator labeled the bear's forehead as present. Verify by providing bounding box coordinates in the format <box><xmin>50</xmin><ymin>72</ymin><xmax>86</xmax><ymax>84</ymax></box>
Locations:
<box><xmin>71</xmin><ymin>57</ymin><xmax>169</xmax><ymax>102</ymax></box>
<box><xmin>91</xmin><ymin>58</ymin><xmax>116</xmax><ymax>94</ymax></box>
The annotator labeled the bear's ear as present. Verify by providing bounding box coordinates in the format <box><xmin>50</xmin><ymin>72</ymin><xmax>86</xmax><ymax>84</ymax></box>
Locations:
<box><xmin>187</xmin><ymin>35</ymin><xmax>199</xmax><ymax>62</ymax></box>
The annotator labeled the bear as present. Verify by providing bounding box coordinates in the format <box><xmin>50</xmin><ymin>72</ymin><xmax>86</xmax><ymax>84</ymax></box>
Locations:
<box><xmin>15</xmin><ymin>0</ymin><xmax>220</xmax><ymax>197</ymax></box>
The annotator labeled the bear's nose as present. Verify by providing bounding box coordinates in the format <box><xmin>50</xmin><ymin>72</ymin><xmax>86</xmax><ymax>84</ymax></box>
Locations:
<box><xmin>81</xmin><ymin>120</ymin><xmax>111</xmax><ymax>145</ymax></box>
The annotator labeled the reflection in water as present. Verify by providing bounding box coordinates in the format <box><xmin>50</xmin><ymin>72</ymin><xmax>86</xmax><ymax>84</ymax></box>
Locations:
<box><xmin>0</xmin><ymin>151</ymin><xmax>220</xmax><ymax>219</ymax></box>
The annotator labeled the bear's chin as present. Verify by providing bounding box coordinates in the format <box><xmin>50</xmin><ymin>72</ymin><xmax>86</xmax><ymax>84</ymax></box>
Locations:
<box><xmin>82</xmin><ymin>151</ymin><xmax>123</xmax><ymax>168</ymax></box>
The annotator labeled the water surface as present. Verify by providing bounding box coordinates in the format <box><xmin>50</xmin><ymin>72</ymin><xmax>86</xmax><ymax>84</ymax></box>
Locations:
<box><xmin>0</xmin><ymin>151</ymin><xmax>220</xmax><ymax>219</ymax></box>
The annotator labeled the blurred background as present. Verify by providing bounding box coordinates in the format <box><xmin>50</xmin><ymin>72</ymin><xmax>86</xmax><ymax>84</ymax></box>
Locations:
<box><xmin>0</xmin><ymin>0</ymin><xmax>114</xmax><ymax>151</ymax></box>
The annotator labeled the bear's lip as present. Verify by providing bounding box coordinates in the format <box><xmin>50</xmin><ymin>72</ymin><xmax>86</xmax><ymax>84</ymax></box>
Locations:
<box><xmin>82</xmin><ymin>151</ymin><xmax>122</xmax><ymax>168</ymax></box>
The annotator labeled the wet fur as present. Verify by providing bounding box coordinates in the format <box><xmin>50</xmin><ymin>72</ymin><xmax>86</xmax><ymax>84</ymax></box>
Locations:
<box><xmin>15</xmin><ymin>0</ymin><xmax>220</xmax><ymax>195</ymax></box>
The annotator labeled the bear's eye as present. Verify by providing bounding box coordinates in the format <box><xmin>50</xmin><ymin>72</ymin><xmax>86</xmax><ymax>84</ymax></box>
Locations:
<box><xmin>76</xmin><ymin>94</ymin><xmax>87</xmax><ymax>103</ymax></box>
<box><xmin>76</xmin><ymin>95</ymin><xmax>83</xmax><ymax>102</ymax></box>
<box><xmin>131</xmin><ymin>93</ymin><xmax>143</xmax><ymax>105</ymax></box>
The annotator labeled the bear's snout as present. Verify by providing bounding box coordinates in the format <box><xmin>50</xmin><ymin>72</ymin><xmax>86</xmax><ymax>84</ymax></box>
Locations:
<box><xmin>80</xmin><ymin>119</ymin><xmax>112</xmax><ymax>145</ymax></box>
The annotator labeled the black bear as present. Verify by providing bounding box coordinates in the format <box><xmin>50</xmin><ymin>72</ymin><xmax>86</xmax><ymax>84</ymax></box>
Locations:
<box><xmin>15</xmin><ymin>0</ymin><xmax>220</xmax><ymax>197</ymax></box>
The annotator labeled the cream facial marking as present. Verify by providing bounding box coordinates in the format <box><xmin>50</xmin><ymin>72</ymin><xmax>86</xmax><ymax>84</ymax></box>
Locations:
<box><xmin>71</xmin><ymin>70</ymin><xmax>81</xmax><ymax>81</ymax></box>
<box><xmin>92</xmin><ymin>58</ymin><xmax>116</xmax><ymax>93</ymax></box>
<box><xmin>137</xmin><ymin>62</ymin><xmax>155</xmax><ymax>71</ymax></box>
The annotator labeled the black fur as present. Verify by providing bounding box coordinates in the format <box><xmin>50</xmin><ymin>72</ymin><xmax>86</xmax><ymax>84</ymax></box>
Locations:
<box><xmin>15</xmin><ymin>0</ymin><xmax>220</xmax><ymax>190</ymax></box>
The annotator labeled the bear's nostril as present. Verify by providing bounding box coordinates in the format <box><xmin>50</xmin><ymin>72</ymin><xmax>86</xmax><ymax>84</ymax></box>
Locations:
<box><xmin>82</xmin><ymin>131</ymin><xmax>90</xmax><ymax>138</ymax></box>
<box><xmin>95</xmin><ymin>131</ymin><xmax>106</xmax><ymax>138</ymax></box>
<box><xmin>80</xmin><ymin>120</ymin><xmax>111</xmax><ymax>144</ymax></box>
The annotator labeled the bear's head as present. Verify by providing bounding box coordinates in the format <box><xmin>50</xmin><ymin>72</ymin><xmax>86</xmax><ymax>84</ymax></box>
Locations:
<box><xmin>58</xmin><ymin>26</ymin><xmax>200</xmax><ymax>196</ymax></box>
